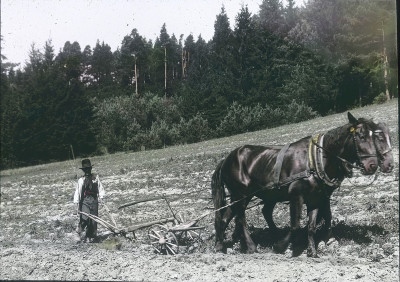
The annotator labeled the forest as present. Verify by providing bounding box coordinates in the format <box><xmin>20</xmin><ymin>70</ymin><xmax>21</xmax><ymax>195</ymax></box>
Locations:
<box><xmin>0</xmin><ymin>0</ymin><xmax>397</xmax><ymax>169</ymax></box>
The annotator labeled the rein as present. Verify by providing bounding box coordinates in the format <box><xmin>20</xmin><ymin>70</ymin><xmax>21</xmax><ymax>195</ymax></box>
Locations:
<box><xmin>347</xmin><ymin>169</ymin><xmax>380</xmax><ymax>188</ymax></box>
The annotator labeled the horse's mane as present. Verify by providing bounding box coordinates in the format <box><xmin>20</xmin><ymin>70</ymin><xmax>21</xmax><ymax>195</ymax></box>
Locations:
<box><xmin>324</xmin><ymin>124</ymin><xmax>351</xmax><ymax>152</ymax></box>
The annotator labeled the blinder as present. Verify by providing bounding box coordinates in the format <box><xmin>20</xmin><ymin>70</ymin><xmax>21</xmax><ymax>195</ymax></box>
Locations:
<box><xmin>372</xmin><ymin>130</ymin><xmax>393</xmax><ymax>156</ymax></box>
<box><xmin>372</xmin><ymin>129</ymin><xmax>393</xmax><ymax>170</ymax></box>
<box><xmin>350</xmin><ymin>126</ymin><xmax>377</xmax><ymax>172</ymax></box>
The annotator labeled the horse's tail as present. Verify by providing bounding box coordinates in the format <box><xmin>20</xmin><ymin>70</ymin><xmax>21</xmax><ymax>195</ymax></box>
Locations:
<box><xmin>212</xmin><ymin>159</ymin><xmax>227</xmax><ymax>252</ymax></box>
<box><xmin>211</xmin><ymin>159</ymin><xmax>226</xmax><ymax>211</ymax></box>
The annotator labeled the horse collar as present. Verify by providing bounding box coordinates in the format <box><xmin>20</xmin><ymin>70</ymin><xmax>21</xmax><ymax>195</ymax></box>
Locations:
<box><xmin>309</xmin><ymin>134</ymin><xmax>341</xmax><ymax>188</ymax></box>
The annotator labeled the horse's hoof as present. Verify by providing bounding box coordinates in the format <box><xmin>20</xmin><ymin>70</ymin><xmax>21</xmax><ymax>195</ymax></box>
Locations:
<box><xmin>307</xmin><ymin>248</ymin><xmax>319</xmax><ymax>258</ymax></box>
<box><xmin>215</xmin><ymin>242</ymin><xmax>225</xmax><ymax>253</ymax></box>
<box><xmin>246</xmin><ymin>246</ymin><xmax>257</xmax><ymax>254</ymax></box>
<box><xmin>273</xmin><ymin>242</ymin><xmax>288</xmax><ymax>254</ymax></box>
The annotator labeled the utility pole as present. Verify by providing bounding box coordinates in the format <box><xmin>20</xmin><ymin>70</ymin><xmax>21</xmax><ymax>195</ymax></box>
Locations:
<box><xmin>181</xmin><ymin>49</ymin><xmax>190</xmax><ymax>79</ymax></box>
<box><xmin>133</xmin><ymin>54</ymin><xmax>138</xmax><ymax>96</ymax></box>
<box><xmin>182</xmin><ymin>49</ymin><xmax>187</xmax><ymax>79</ymax></box>
<box><xmin>380</xmin><ymin>21</ymin><xmax>390</xmax><ymax>101</ymax></box>
<box><xmin>164</xmin><ymin>46</ymin><xmax>167</xmax><ymax>98</ymax></box>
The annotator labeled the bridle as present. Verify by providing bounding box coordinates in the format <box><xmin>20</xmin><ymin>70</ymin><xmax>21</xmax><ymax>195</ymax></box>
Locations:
<box><xmin>310</xmin><ymin>124</ymin><xmax>393</xmax><ymax>189</ymax></box>
<box><xmin>311</xmin><ymin>124</ymin><xmax>379</xmax><ymax>179</ymax></box>
<box><xmin>372</xmin><ymin>129</ymin><xmax>393</xmax><ymax>167</ymax></box>
<box><xmin>350</xmin><ymin>126</ymin><xmax>377</xmax><ymax>173</ymax></box>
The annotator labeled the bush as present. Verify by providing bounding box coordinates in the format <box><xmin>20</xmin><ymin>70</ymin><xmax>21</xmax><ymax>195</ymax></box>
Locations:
<box><xmin>373</xmin><ymin>93</ymin><xmax>387</xmax><ymax>104</ymax></box>
<box><xmin>93</xmin><ymin>92</ymin><xmax>183</xmax><ymax>152</ymax></box>
<box><xmin>93</xmin><ymin>93</ymin><xmax>319</xmax><ymax>154</ymax></box>
<box><xmin>285</xmin><ymin>100</ymin><xmax>319</xmax><ymax>123</ymax></box>
<box><xmin>122</xmin><ymin>119</ymin><xmax>142</xmax><ymax>151</ymax></box>
<box><xmin>176</xmin><ymin>113</ymin><xmax>211</xmax><ymax>144</ymax></box>
<box><xmin>92</xmin><ymin>95</ymin><xmax>145</xmax><ymax>153</ymax></box>
<box><xmin>216</xmin><ymin>102</ymin><xmax>249</xmax><ymax>136</ymax></box>
<box><xmin>263</xmin><ymin>104</ymin><xmax>287</xmax><ymax>128</ymax></box>
<box><xmin>148</xmin><ymin>119</ymin><xmax>179</xmax><ymax>148</ymax></box>
<box><xmin>216</xmin><ymin>101</ymin><xmax>316</xmax><ymax>137</ymax></box>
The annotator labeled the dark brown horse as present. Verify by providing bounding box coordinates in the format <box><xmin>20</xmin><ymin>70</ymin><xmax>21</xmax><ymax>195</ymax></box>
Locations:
<box><xmin>262</xmin><ymin>120</ymin><xmax>394</xmax><ymax>255</ymax></box>
<box><xmin>211</xmin><ymin>112</ymin><xmax>379</xmax><ymax>257</ymax></box>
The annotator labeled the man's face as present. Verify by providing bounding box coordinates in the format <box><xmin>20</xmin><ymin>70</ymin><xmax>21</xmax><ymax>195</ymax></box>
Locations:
<box><xmin>83</xmin><ymin>168</ymin><xmax>92</xmax><ymax>175</ymax></box>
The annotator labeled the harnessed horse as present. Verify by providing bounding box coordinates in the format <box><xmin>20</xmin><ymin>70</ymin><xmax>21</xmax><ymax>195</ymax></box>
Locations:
<box><xmin>211</xmin><ymin>112</ymin><xmax>380</xmax><ymax>257</ymax></box>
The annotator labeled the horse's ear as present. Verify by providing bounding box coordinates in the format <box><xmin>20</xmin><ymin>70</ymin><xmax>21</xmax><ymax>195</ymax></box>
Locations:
<box><xmin>347</xmin><ymin>112</ymin><xmax>358</xmax><ymax>125</ymax></box>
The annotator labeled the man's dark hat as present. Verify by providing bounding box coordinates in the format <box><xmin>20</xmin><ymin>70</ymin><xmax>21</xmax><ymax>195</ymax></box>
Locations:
<box><xmin>80</xmin><ymin>159</ymin><xmax>93</xmax><ymax>169</ymax></box>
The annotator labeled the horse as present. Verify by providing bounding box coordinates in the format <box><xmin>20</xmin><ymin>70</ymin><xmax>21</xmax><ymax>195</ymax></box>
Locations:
<box><xmin>260</xmin><ymin>120</ymin><xmax>394</xmax><ymax>254</ymax></box>
<box><xmin>211</xmin><ymin>112</ymin><xmax>379</xmax><ymax>257</ymax></box>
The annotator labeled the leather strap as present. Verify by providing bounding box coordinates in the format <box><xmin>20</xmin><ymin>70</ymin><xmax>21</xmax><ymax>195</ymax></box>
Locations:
<box><xmin>273</xmin><ymin>143</ymin><xmax>290</xmax><ymax>187</ymax></box>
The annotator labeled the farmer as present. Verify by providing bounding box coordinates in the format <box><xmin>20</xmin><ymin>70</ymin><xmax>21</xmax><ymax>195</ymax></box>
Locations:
<box><xmin>73</xmin><ymin>159</ymin><xmax>105</xmax><ymax>242</ymax></box>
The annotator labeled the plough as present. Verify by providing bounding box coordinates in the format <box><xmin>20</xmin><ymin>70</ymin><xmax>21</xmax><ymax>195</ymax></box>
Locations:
<box><xmin>78</xmin><ymin>195</ymin><xmax>210</xmax><ymax>255</ymax></box>
<box><xmin>79</xmin><ymin>193</ymin><xmax>265</xmax><ymax>255</ymax></box>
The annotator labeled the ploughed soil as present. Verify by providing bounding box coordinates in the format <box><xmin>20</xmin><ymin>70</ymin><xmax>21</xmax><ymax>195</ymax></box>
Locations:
<box><xmin>1</xmin><ymin>100</ymin><xmax>398</xmax><ymax>281</ymax></box>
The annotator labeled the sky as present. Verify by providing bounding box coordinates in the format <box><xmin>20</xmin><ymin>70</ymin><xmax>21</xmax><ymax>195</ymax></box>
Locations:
<box><xmin>1</xmin><ymin>0</ymin><xmax>304</xmax><ymax>68</ymax></box>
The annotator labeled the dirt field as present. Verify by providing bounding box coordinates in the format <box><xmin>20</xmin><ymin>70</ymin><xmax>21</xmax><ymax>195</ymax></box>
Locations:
<box><xmin>1</xmin><ymin>100</ymin><xmax>398</xmax><ymax>281</ymax></box>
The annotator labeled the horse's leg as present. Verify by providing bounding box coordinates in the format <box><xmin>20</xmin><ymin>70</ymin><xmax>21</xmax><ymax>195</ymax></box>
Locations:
<box><xmin>307</xmin><ymin>207</ymin><xmax>319</xmax><ymax>258</ymax></box>
<box><xmin>234</xmin><ymin>198</ymin><xmax>256</xmax><ymax>253</ymax></box>
<box><xmin>214</xmin><ymin>207</ymin><xmax>225</xmax><ymax>252</ymax></box>
<box><xmin>274</xmin><ymin>182</ymin><xmax>304</xmax><ymax>254</ymax></box>
<box><xmin>262</xmin><ymin>201</ymin><xmax>277</xmax><ymax>231</ymax></box>
<box><xmin>215</xmin><ymin>205</ymin><xmax>235</xmax><ymax>253</ymax></box>
<box><xmin>319</xmin><ymin>198</ymin><xmax>332</xmax><ymax>242</ymax></box>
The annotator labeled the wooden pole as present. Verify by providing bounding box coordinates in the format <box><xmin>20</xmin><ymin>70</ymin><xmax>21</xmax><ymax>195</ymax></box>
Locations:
<box><xmin>134</xmin><ymin>58</ymin><xmax>138</xmax><ymax>96</ymax></box>
<box><xmin>164</xmin><ymin>46</ymin><xmax>167</xmax><ymax>98</ymax></box>
<box><xmin>70</xmin><ymin>144</ymin><xmax>75</xmax><ymax>161</ymax></box>
<box><xmin>381</xmin><ymin>22</ymin><xmax>390</xmax><ymax>101</ymax></box>
<box><xmin>126</xmin><ymin>217</ymin><xmax>175</xmax><ymax>232</ymax></box>
<box><xmin>182</xmin><ymin>49</ymin><xmax>185</xmax><ymax>78</ymax></box>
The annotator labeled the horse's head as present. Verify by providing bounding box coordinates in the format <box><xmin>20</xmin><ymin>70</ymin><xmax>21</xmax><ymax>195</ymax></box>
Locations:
<box><xmin>373</xmin><ymin>122</ymin><xmax>394</xmax><ymax>173</ymax></box>
<box><xmin>347</xmin><ymin>112</ymin><xmax>379</xmax><ymax>175</ymax></box>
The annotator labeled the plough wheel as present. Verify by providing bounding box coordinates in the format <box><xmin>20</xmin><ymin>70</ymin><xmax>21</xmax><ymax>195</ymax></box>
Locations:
<box><xmin>175</xmin><ymin>212</ymin><xmax>201</xmax><ymax>242</ymax></box>
<box><xmin>148</xmin><ymin>224</ymin><xmax>179</xmax><ymax>255</ymax></box>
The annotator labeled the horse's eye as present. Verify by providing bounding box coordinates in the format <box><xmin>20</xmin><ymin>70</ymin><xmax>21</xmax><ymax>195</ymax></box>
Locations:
<box><xmin>374</xmin><ymin>133</ymin><xmax>385</xmax><ymax>141</ymax></box>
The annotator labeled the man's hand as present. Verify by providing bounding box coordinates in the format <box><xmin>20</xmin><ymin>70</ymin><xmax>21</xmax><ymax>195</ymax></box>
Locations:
<box><xmin>73</xmin><ymin>203</ymin><xmax>79</xmax><ymax>215</ymax></box>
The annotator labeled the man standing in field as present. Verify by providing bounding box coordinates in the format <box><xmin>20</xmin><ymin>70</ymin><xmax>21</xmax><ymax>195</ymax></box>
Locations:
<box><xmin>73</xmin><ymin>159</ymin><xmax>105</xmax><ymax>242</ymax></box>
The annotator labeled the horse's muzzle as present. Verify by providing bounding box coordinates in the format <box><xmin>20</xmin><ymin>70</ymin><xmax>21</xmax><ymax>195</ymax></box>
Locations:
<box><xmin>362</xmin><ymin>159</ymin><xmax>379</xmax><ymax>175</ymax></box>
<box><xmin>380</xmin><ymin>160</ymin><xmax>393</xmax><ymax>173</ymax></box>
